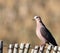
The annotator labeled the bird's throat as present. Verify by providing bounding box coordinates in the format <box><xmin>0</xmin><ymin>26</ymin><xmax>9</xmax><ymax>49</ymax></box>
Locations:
<box><xmin>36</xmin><ymin>21</ymin><xmax>42</xmax><ymax>28</ymax></box>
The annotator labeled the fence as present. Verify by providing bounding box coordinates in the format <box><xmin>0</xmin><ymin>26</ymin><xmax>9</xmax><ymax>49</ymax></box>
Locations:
<box><xmin>0</xmin><ymin>40</ymin><xmax>60</xmax><ymax>53</ymax></box>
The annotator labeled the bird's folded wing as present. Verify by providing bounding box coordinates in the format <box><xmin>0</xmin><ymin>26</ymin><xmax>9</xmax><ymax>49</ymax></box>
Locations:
<box><xmin>40</xmin><ymin>27</ymin><xmax>57</xmax><ymax>45</ymax></box>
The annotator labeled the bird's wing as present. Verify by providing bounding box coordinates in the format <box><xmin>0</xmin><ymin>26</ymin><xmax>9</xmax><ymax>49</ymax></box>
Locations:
<box><xmin>40</xmin><ymin>27</ymin><xmax>57</xmax><ymax>46</ymax></box>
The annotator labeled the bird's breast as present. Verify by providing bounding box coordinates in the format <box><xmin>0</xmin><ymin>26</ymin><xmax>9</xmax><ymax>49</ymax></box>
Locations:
<box><xmin>36</xmin><ymin>24</ymin><xmax>46</xmax><ymax>42</ymax></box>
<box><xmin>36</xmin><ymin>23</ymin><xmax>42</xmax><ymax>36</ymax></box>
<box><xmin>36</xmin><ymin>26</ymin><xmax>42</xmax><ymax>38</ymax></box>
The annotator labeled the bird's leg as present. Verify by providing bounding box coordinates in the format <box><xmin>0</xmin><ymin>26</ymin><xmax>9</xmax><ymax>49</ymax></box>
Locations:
<box><xmin>40</xmin><ymin>42</ymin><xmax>46</xmax><ymax>47</ymax></box>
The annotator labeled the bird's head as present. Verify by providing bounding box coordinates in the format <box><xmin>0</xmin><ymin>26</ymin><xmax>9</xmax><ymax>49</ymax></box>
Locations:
<box><xmin>33</xmin><ymin>16</ymin><xmax>42</xmax><ymax>22</ymax></box>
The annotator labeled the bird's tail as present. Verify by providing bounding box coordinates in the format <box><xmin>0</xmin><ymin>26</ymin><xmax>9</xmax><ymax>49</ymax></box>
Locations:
<box><xmin>49</xmin><ymin>43</ymin><xmax>58</xmax><ymax>46</ymax></box>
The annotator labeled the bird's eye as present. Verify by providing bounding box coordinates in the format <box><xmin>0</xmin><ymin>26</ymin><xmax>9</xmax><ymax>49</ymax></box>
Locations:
<box><xmin>36</xmin><ymin>17</ymin><xmax>38</xmax><ymax>18</ymax></box>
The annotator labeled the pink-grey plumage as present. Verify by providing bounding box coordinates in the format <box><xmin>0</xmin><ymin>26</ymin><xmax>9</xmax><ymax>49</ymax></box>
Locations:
<box><xmin>33</xmin><ymin>16</ymin><xmax>58</xmax><ymax>46</ymax></box>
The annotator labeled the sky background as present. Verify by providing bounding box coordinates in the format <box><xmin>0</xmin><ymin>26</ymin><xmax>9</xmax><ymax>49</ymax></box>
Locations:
<box><xmin>0</xmin><ymin>0</ymin><xmax>60</xmax><ymax>52</ymax></box>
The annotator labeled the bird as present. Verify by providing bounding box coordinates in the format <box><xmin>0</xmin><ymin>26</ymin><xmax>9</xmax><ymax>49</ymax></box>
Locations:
<box><xmin>33</xmin><ymin>16</ymin><xmax>58</xmax><ymax>46</ymax></box>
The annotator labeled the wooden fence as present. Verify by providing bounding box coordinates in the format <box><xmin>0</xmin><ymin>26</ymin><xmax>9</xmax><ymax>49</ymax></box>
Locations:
<box><xmin>0</xmin><ymin>40</ymin><xmax>60</xmax><ymax>53</ymax></box>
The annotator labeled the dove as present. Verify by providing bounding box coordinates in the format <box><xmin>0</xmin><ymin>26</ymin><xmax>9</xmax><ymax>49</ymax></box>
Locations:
<box><xmin>33</xmin><ymin>16</ymin><xmax>58</xmax><ymax>46</ymax></box>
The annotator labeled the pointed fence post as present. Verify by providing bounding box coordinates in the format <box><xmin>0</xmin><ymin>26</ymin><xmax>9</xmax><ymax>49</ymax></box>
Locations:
<box><xmin>13</xmin><ymin>43</ymin><xmax>19</xmax><ymax>53</ymax></box>
<box><xmin>46</xmin><ymin>45</ymin><xmax>52</xmax><ymax>53</ymax></box>
<box><xmin>24</xmin><ymin>43</ymin><xmax>30</xmax><ymax>53</ymax></box>
<box><xmin>8</xmin><ymin>44</ymin><xmax>14</xmax><ymax>53</ymax></box>
<box><xmin>57</xmin><ymin>46</ymin><xmax>60</xmax><ymax>53</ymax></box>
<box><xmin>31</xmin><ymin>49</ymin><xmax>34</xmax><ymax>53</ymax></box>
<box><xmin>0</xmin><ymin>40</ymin><xmax>3</xmax><ymax>53</ymax></box>
<box><xmin>53</xmin><ymin>46</ymin><xmax>58</xmax><ymax>53</ymax></box>
<box><xmin>19</xmin><ymin>43</ymin><xmax>25</xmax><ymax>53</ymax></box>
<box><xmin>34</xmin><ymin>46</ymin><xmax>39</xmax><ymax>53</ymax></box>
<box><xmin>39</xmin><ymin>46</ymin><xmax>44</xmax><ymax>53</ymax></box>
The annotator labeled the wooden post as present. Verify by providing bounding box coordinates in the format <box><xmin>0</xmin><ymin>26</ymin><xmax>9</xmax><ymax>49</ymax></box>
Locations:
<box><xmin>13</xmin><ymin>43</ymin><xmax>19</xmax><ymax>53</ymax></box>
<box><xmin>24</xmin><ymin>43</ymin><xmax>30</xmax><ymax>53</ymax></box>
<box><xmin>19</xmin><ymin>43</ymin><xmax>25</xmax><ymax>53</ymax></box>
<box><xmin>0</xmin><ymin>40</ymin><xmax>3</xmax><ymax>53</ymax></box>
<box><xmin>8</xmin><ymin>44</ymin><xmax>14</xmax><ymax>53</ymax></box>
<box><xmin>34</xmin><ymin>46</ymin><xmax>39</xmax><ymax>53</ymax></box>
<box><xmin>57</xmin><ymin>46</ymin><xmax>60</xmax><ymax>53</ymax></box>
<box><xmin>53</xmin><ymin>46</ymin><xmax>58</xmax><ymax>53</ymax></box>
<box><xmin>39</xmin><ymin>46</ymin><xmax>44</xmax><ymax>53</ymax></box>
<box><xmin>31</xmin><ymin>49</ymin><xmax>34</xmax><ymax>53</ymax></box>
<box><xmin>46</xmin><ymin>45</ymin><xmax>52</xmax><ymax>53</ymax></box>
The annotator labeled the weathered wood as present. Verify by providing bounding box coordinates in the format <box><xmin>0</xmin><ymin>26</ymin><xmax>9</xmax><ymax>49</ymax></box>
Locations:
<box><xmin>0</xmin><ymin>40</ymin><xmax>60</xmax><ymax>53</ymax></box>
<box><xmin>19</xmin><ymin>43</ymin><xmax>25</xmax><ymax>53</ymax></box>
<box><xmin>39</xmin><ymin>46</ymin><xmax>44</xmax><ymax>53</ymax></box>
<box><xmin>13</xmin><ymin>43</ymin><xmax>19</xmax><ymax>53</ymax></box>
<box><xmin>34</xmin><ymin>46</ymin><xmax>39</xmax><ymax>53</ymax></box>
<box><xmin>31</xmin><ymin>49</ymin><xmax>34</xmax><ymax>53</ymax></box>
<box><xmin>24</xmin><ymin>43</ymin><xmax>30</xmax><ymax>53</ymax></box>
<box><xmin>0</xmin><ymin>40</ymin><xmax>3</xmax><ymax>53</ymax></box>
<box><xmin>46</xmin><ymin>45</ymin><xmax>52</xmax><ymax>53</ymax></box>
<box><xmin>57</xmin><ymin>46</ymin><xmax>60</xmax><ymax>53</ymax></box>
<box><xmin>8</xmin><ymin>44</ymin><xmax>14</xmax><ymax>53</ymax></box>
<box><xmin>53</xmin><ymin>46</ymin><xmax>58</xmax><ymax>53</ymax></box>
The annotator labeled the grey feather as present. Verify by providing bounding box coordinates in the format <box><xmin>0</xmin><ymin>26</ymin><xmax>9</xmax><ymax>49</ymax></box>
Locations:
<box><xmin>40</xmin><ymin>27</ymin><xmax>58</xmax><ymax>46</ymax></box>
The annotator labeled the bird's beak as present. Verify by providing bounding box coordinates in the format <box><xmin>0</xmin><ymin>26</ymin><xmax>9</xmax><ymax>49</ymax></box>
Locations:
<box><xmin>32</xmin><ymin>19</ymin><xmax>35</xmax><ymax>21</ymax></box>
